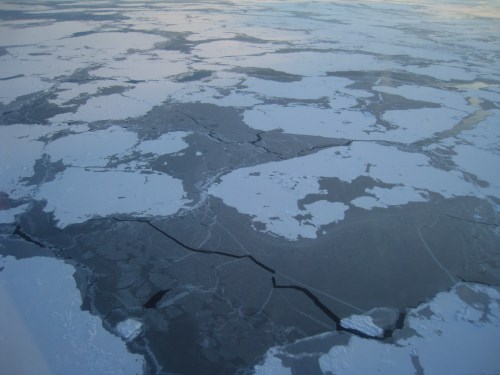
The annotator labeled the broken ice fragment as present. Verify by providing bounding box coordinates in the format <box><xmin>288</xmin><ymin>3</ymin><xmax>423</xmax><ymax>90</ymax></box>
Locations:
<box><xmin>116</xmin><ymin>319</ymin><xmax>143</xmax><ymax>342</ymax></box>
<box><xmin>340</xmin><ymin>314</ymin><xmax>384</xmax><ymax>338</ymax></box>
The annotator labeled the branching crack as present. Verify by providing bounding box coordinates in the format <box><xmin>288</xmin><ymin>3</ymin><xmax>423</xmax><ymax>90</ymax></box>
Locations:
<box><xmin>176</xmin><ymin>111</ymin><xmax>354</xmax><ymax>160</ymax></box>
<box><xmin>249</xmin><ymin>131</ymin><xmax>286</xmax><ymax>160</ymax></box>
<box><xmin>176</xmin><ymin>110</ymin><xmax>231</xmax><ymax>144</ymax></box>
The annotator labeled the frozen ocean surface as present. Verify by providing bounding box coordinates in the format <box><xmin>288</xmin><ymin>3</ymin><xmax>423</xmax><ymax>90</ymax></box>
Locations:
<box><xmin>0</xmin><ymin>255</ymin><xmax>144</xmax><ymax>374</ymax></box>
<box><xmin>0</xmin><ymin>0</ymin><xmax>499</xmax><ymax>374</ymax></box>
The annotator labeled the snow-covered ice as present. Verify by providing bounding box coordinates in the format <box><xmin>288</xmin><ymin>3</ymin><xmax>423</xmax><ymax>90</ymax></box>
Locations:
<box><xmin>255</xmin><ymin>283</ymin><xmax>500</xmax><ymax>375</ymax></box>
<box><xmin>0</xmin><ymin>255</ymin><xmax>144</xmax><ymax>375</ymax></box>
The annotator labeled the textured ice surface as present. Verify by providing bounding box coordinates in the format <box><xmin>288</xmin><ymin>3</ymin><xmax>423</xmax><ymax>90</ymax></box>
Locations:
<box><xmin>0</xmin><ymin>124</ymin><xmax>55</xmax><ymax>199</ymax></box>
<box><xmin>0</xmin><ymin>256</ymin><xmax>144</xmax><ymax>375</ymax></box>
<box><xmin>255</xmin><ymin>283</ymin><xmax>500</xmax><ymax>375</ymax></box>
<box><xmin>209</xmin><ymin>141</ymin><xmax>491</xmax><ymax>240</ymax></box>
<box><xmin>116</xmin><ymin>319</ymin><xmax>143</xmax><ymax>342</ymax></box>
<box><xmin>243</xmin><ymin>105</ymin><xmax>377</xmax><ymax>137</ymax></box>
<box><xmin>254</xmin><ymin>349</ymin><xmax>293</xmax><ymax>375</ymax></box>
<box><xmin>0</xmin><ymin>124</ymin><xmax>191</xmax><ymax>226</ymax></box>
<box><xmin>0</xmin><ymin>76</ymin><xmax>52</xmax><ymax>104</ymax></box>
<box><xmin>320</xmin><ymin>283</ymin><xmax>500</xmax><ymax>375</ymax></box>
<box><xmin>44</xmin><ymin>126</ymin><xmax>138</xmax><ymax>167</ymax></box>
<box><xmin>135</xmin><ymin>131</ymin><xmax>190</xmax><ymax>155</ymax></box>
<box><xmin>0</xmin><ymin>203</ymin><xmax>29</xmax><ymax>224</ymax></box>
<box><xmin>1</xmin><ymin>0</ymin><xmax>499</xmax><ymax>374</ymax></box>
<box><xmin>340</xmin><ymin>315</ymin><xmax>384</xmax><ymax>338</ymax></box>
<box><xmin>36</xmin><ymin>168</ymin><xmax>189</xmax><ymax>228</ymax></box>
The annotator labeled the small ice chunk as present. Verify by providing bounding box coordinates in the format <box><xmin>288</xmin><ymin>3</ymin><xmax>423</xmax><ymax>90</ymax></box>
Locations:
<box><xmin>196</xmin><ymin>151</ymin><xmax>202</xmax><ymax>156</ymax></box>
<box><xmin>340</xmin><ymin>314</ymin><xmax>384</xmax><ymax>338</ymax></box>
<box><xmin>116</xmin><ymin>319</ymin><xmax>142</xmax><ymax>342</ymax></box>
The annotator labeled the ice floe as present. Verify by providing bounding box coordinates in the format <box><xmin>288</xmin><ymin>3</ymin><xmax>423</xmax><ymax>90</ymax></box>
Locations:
<box><xmin>116</xmin><ymin>319</ymin><xmax>143</xmax><ymax>342</ymax></box>
<box><xmin>0</xmin><ymin>124</ymin><xmax>55</xmax><ymax>199</ymax></box>
<box><xmin>320</xmin><ymin>283</ymin><xmax>500</xmax><ymax>375</ymax></box>
<box><xmin>243</xmin><ymin>105</ymin><xmax>376</xmax><ymax>136</ymax></box>
<box><xmin>44</xmin><ymin>125</ymin><xmax>137</xmax><ymax>167</ymax></box>
<box><xmin>91</xmin><ymin>51</ymin><xmax>189</xmax><ymax>82</ymax></box>
<box><xmin>243</xmin><ymin>105</ymin><xmax>471</xmax><ymax>144</ymax></box>
<box><xmin>0</xmin><ymin>76</ymin><xmax>52</xmax><ymax>105</ymax></box>
<box><xmin>254</xmin><ymin>282</ymin><xmax>500</xmax><ymax>375</ymax></box>
<box><xmin>0</xmin><ymin>203</ymin><xmax>29</xmax><ymax>224</ymax></box>
<box><xmin>135</xmin><ymin>131</ymin><xmax>190</xmax><ymax>156</ymax></box>
<box><xmin>0</xmin><ymin>255</ymin><xmax>144</xmax><ymax>375</ymax></box>
<box><xmin>0</xmin><ymin>124</ymin><xmax>192</xmax><ymax>227</ymax></box>
<box><xmin>36</xmin><ymin>168</ymin><xmax>189</xmax><ymax>228</ymax></box>
<box><xmin>340</xmin><ymin>314</ymin><xmax>384</xmax><ymax>338</ymax></box>
<box><xmin>209</xmin><ymin>141</ymin><xmax>490</xmax><ymax>240</ymax></box>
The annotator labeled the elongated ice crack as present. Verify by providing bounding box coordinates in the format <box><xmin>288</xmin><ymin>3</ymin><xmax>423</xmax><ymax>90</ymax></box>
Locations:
<box><xmin>111</xmin><ymin>216</ymin><xmax>405</xmax><ymax>341</ymax></box>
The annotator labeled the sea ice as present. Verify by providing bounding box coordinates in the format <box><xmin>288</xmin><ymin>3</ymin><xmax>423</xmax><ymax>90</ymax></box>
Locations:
<box><xmin>319</xmin><ymin>283</ymin><xmax>500</xmax><ymax>375</ymax></box>
<box><xmin>0</xmin><ymin>255</ymin><xmax>144</xmax><ymax>375</ymax></box>
<box><xmin>209</xmin><ymin>142</ymin><xmax>484</xmax><ymax>240</ymax></box>
<box><xmin>135</xmin><ymin>131</ymin><xmax>190</xmax><ymax>156</ymax></box>
<box><xmin>116</xmin><ymin>319</ymin><xmax>143</xmax><ymax>342</ymax></box>
<box><xmin>36</xmin><ymin>164</ymin><xmax>189</xmax><ymax>228</ymax></box>
<box><xmin>340</xmin><ymin>314</ymin><xmax>384</xmax><ymax>338</ymax></box>
<box><xmin>255</xmin><ymin>283</ymin><xmax>500</xmax><ymax>375</ymax></box>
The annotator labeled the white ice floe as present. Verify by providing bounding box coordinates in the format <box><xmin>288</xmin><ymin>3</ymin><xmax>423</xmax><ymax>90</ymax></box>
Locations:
<box><xmin>340</xmin><ymin>314</ymin><xmax>384</xmax><ymax>338</ymax></box>
<box><xmin>351</xmin><ymin>186</ymin><xmax>427</xmax><ymax>210</ymax></box>
<box><xmin>453</xmin><ymin>145</ymin><xmax>500</xmax><ymax>187</ymax></box>
<box><xmin>0</xmin><ymin>255</ymin><xmax>144</xmax><ymax>375</ymax></box>
<box><xmin>241</xmin><ymin>76</ymin><xmax>352</xmax><ymax>101</ymax></box>
<box><xmin>50</xmin><ymin>80</ymin><xmax>187</xmax><ymax>122</ymax></box>
<box><xmin>0</xmin><ymin>76</ymin><xmax>52</xmax><ymax>104</ymax></box>
<box><xmin>0</xmin><ymin>203</ymin><xmax>29</xmax><ymax>224</ymax></box>
<box><xmin>426</xmin><ymin>109</ymin><xmax>500</xmax><ymax>191</ymax></box>
<box><xmin>319</xmin><ymin>283</ymin><xmax>500</xmax><ymax>375</ymax></box>
<box><xmin>209</xmin><ymin>141</ymin><xmax>487</xmax><ymax>240</ymax></box>
<box><xmin>243</xmin><ymin>104</ymin><xmax>469</xmax><ymax>144</ymax></box>
<box><xmin>381</xmin><ymin>107</ymin><xmax>467</xmax><ymax>143</ymax></box>
<box><xmin>36</xmin><ymin>167</ymin><xmax>189</xmax><ymax>228</ymax></box>
<box><xmin>210</xmin><ymin>52</ymin><xmax>399</xmax><ymax>78</ymax></box>
<box><xmin>0</xmin><ymin>22</ymin><xmax>169</xmax><ymax>107</ymax></box>
<box><xmin>43</xmin><ymin>31</ymin><xmax>165</xmax><ymax>61</ymax></box>
<box><xmin>183</xmin><ymin>88</ymin><xmax>263</xmax><ymax>108</ymax></box>
<box><xmin>0</xmin><ymin>124</ymin><xmax>55</xmax><ymax>199</ymax></box>
<box><xmin>243</xmin><ymin>104</ymin><xmax>377</xmax><ymax>136</ymax></box>
<box><xmin>44</xmin><ymin>125</ymin><xmax>138</xmax><ymax>167</ymax></box>
<box><xmin>135</xmin><ymin>131</ymin><xmax>190</xmax><ymax>155</ymax></box>
<box><xmin>92</xmin><ymin>51</ymin><xmax>189</xmax><ymax>82</ymax></box>
<box><xmin>0</xmin><ymin>29</ymin><xmax>167</xmax><ymax>105</ymax></box>
<box><xmin>193</xmin><ymin>40</ymin><xmax>277</xmax><ymax>59</ymax></box>
<box><xmin>116</xmin><ymin>319</ymin><xmax>143</xmax><ymax>342</ymax></box>
<box><xmin>409</xmin><ymin>64</ymin><xmax>477</xmax><ymax>82</ymax></box>
<box><xmin>254</xmin><ymin>283</ymin><xmax>500</xmax><ymax>375</ymax></box>
<box><xmin>254</xmin><ymin>348</ymin><xmax>293</xmax><ymax>375</ymax></box>
<box><xmin>0</xmin><ymin>21</ymin><xmax>97</xmax><ymax>46</ymax></box>
<box><xmin>373</xmin><ymin>84</ymin><xmax>474</xmax><ymax>112</ymax></box>
<box><xmin>49</xmin><ymin>80</ymin><xmax>123</xmax><ymax>106</ymax></box>
<box><xmin>49</xmin><ymin>92</ymin><xmax>157</xmax><ymax>123</ymax></box>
